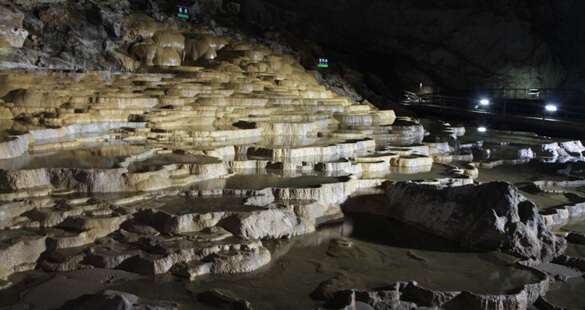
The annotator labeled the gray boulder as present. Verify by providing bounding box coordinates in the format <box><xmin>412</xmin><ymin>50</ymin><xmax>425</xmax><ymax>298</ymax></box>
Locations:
<box><xmin>345</xmin><ymin>181</ymin><xmax>566</xmax><ymax>263</ymax></box>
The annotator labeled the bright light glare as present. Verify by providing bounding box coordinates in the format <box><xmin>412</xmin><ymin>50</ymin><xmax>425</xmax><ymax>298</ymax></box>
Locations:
<box><xmin>477</xmin><ymin>127</ymin><xmax>487</xmax><ymax>132</ymax></box>
<box><xmin>545</xmin><ymin>104</ymin><xmax>557</xmax><ymax>112</ymax></box>
<box><xmin>479</xmin><ymin>99</ymin><xmax>490</xmax><ymax>106</ymax></box>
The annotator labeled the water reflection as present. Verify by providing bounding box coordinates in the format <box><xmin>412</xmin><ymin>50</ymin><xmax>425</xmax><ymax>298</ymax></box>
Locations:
<box><xmin>478</xmin><ymin>160</ymin><xmax>585</xmax><ymax>210</ymax></box>
<box><xmin>0</xmin><ymin>144</ymin><xmax>148</xmax><ymax>170</ymax></box>
<box><xmin>225</xmin><ymin>174</ymin><xmax>341</xmax><ymax>190</ymax></box>
<box><xmin>154</xmin><ymin>196</ymin><xmax>261</xmax><ymax>214</ymax></box>
<box><xmin>127</xmin><ymin>153</ymin><xmax>222</xmax><ymax>173</ymax></box>
<box><xmin>545</xmin><ymin>276</ymin><xmax>585</xmax><ymax>309</ymax></box>
<box><xmin>562</xmin><ymin>216</ymin><xmax>585</xmax><ymax>235</ymax></box>
<box><xmin>107</xmin><ymin>214</ymin><xmax>540</xmax><ymax>309</ymax></box>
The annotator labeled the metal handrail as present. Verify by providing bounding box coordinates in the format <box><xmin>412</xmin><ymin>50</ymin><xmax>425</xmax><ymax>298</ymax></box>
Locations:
<box><xmin>421</xmin><ymin>88</ymin><xmax>585</xmax><ymax>100</ymax></box>
<box><xmin>416</xmin><ymin>92</ymin><xmax>585</xmax><ymax>122</ymax></box>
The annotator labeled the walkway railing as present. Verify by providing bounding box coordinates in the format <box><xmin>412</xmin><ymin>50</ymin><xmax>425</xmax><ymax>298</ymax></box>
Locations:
<box><xmin>413</xmin><ymin>89</ymin><xmax>585</xmax><ymax>122</ymax></box>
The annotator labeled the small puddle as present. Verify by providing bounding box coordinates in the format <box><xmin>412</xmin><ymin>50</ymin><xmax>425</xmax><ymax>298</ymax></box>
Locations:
<box><xmin>225</xmin><ymin>174</ymin><xmax>342</xmax><ymax>190</ymax></box>
<box><xmin>153</xmin><ymin>196</ymin><xmax>262</xmax><ymax>215</ymax></box>
<box><xmin>565</xmin><ymin>243</ymin><xmax>585</xmax><ymax>259</ymax></box>
<box><xmin>256</xmin><ymin>135</ymin><xmax>347</xmax><ymax>148</ymax></box>
<box><xmin>0</xmin><ymin>144</ymin><xmax>149</xmax><ymax>170</ymax></box>
<box><xmin>127</xmin><ymin>153</ymin><xmax>222</xmax><ymax>173</ymax></box>
<box><xmin>459</xmin><ymin>128</ymin><xmax>556</xmax><ymax>145</ymax></box>
<box><xmin>477</xmin><ymin>160</ymin><xmax>585</xmax><ymax>210</ymax></box>
<box><xmin>545</xmin><ymin>276</ymin><xmax>585</xmax><ymax>309</ymax></box>
<box><xmin>477</xmin><ymin>160</ymin><xmax>580</xmax><ymax>184</ymax></box>
<box><xmin>385</xmin><ymin>162</ymin><xmax>454</xmax><ymax>181</ymax></box>
<box><xmin>562</xmin><ymin>217</ymin><xmax>585</xmax><ymax>235</ymax></box>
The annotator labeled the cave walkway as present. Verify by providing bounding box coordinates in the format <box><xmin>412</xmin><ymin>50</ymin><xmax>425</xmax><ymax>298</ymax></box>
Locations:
<box><xmin>402</xmin><ymin>88</ymin><xmax>585</xmax><ymax>138</ymax></box>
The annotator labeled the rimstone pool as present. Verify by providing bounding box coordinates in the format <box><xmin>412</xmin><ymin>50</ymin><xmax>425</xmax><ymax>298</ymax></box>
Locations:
<box><xmin>0</xmin><ymin>14</ymin><xmax>584</xmax><ymax>309</ymax></box>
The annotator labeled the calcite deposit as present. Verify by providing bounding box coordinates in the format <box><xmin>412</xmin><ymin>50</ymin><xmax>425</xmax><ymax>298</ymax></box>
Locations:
<box><xmin>0</xmin><ymin>9</ymin><xmax>584</xmax><ymax>310</ymax></box>
<box><xmin>0</xmin><ymin>16</ymin><xmax>409</xmax><ymax>290</ymax></box>
<box><xmin>345</xmin><ymin>181</ymin><xmax>567</xmax><ymax>264</ymax></box>
<box><xmin>323</xmin><ymin>276</ymin><xmax>550</xmax><ymax>310</ymax></box>
<box><xmin>0</xmin><ymin>6</ymin><xmax>28</xmax><ymax>57</ymax></box>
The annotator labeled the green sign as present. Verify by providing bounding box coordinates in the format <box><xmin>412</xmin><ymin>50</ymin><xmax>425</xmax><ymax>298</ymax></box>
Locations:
<box><xmin>318</xmin><ymin>58</ymin><xmax>328</xmax><ymax>68</ymax></box>
<box><xmin>317</xmin><ymin>64</ymin><xmax>329</xmax><ymax>68</ymax></box>
<box><xmin>177</xmin><ymin>6</ymin><xmax>190</xmax><ymax>19</ymax></box>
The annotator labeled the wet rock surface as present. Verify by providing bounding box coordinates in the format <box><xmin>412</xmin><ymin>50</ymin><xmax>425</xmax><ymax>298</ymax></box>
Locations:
<box><xmin>323</xmin><ymin>275</ymin><xmax>550</xmax><ymax>310</ymax></box>
<box><xmin>0</xmin><ymin>2</ymin><xmax>584</xmax><ymax>309</ymax></box>
<box><xmin>197</xmin><ymin>289</ymin><xmax>252</xmax><ymax>310</ymax></box>
<box><xmin>344</xmin><ymin>181</ymin><xmax>567</xmax><ymax>263</ymax></box>
<box><xmin>17</xmin><ymin>269</ymin><xmax>140</xmax><ymax>309</ymax></box>
<box><xmin>67</xmin><ymin>289</ymin><xmax>178</xmax><ymax>310</ymax></box>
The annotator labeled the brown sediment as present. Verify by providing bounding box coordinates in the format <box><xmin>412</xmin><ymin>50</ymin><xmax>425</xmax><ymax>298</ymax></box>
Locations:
<box><xmin>0</xmin><ymin>13</ymin><xmax>584</xmax><ymax>310</ymax></box>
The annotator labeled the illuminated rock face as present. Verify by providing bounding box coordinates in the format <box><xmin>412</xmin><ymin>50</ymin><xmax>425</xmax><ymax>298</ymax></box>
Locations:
<box><xmin>0</xmin><ymin>11</ymin><xmax>583</xmax><ymax>309</ymax></box>
<box><xmin>0</xmin><ymin>18</ymin><xmax>412</xmax><ymax>285</ymax></box>
<box><xmin>0</xmin><ymin>6</ymin><xmax>28</xmax><ymax>57</ymax></box>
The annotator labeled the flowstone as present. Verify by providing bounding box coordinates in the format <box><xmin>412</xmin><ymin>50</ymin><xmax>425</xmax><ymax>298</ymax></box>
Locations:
<box><xmin>0</xmin><ymin>18</ymin><xmax>410</xmax><ymax>286</ymax></box>
<box><xmin>0</xmin><ymin>12</ymin><xmax>583</xmax><ymax>310</ymax></box>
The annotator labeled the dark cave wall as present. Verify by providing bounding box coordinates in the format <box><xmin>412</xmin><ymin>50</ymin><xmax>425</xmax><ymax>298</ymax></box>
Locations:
<box><xmin>240</xmin><ymin>0</ymin><xmax>585</xmax><ymax>93</ymax></box>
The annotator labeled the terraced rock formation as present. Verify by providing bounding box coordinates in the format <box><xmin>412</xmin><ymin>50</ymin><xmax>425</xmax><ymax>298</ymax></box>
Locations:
<box><xmin>0</xmin><ymin>18</ymin><xmax>418</xmax><ymax>289</ymax></box>
<box><xmin>0</xmin><ymin>12</ymin><xmax>584</xmax><ymax>310</ymax></box>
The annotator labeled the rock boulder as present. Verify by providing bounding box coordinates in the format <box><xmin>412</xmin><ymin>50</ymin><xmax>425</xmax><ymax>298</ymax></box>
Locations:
<box><xmin>345</xmin><ymin>181</ymin><xmax>566</xmax><ymax>263</ymax></box>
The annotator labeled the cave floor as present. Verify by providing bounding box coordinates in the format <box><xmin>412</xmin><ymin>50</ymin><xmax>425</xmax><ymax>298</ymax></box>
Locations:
<box><xmin>0</xmin><ymin>23</ymin><xmax>584</xmax><ymax>308</ymax></box>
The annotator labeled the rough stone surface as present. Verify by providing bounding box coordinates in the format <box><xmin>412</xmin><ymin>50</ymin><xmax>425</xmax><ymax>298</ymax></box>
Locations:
<box><xmin>197</xmin><ymin>290</ymin><xmax>251</xmax><ymax>310</ymax></box>
<box><xmin>324</xmin><ymin>276</ymin><xmax>549</xmax><ymax>310</ymax></box>
<box><xmin>71</xmin><ymin>290</ymin><xmax>176</xmax><ymax>310</ymax></box>
<box><xmin>0</xmin><ymin>6</ymin><xmax>28</xmax><ymax>57</ymax></box>
<box><xmin>0</xmin><ymin>4</ymin><xmax>583</xmax><ymax>308</ymax></box>
<box><xmin>241</xmin><ymin>0</ymin><xmax>585</xmax><ymax>92</ymax></box>
<box><xmin>345</xmin><ymin>181</ymin><xmax>566</xmax><ymax>263</ymax></box>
